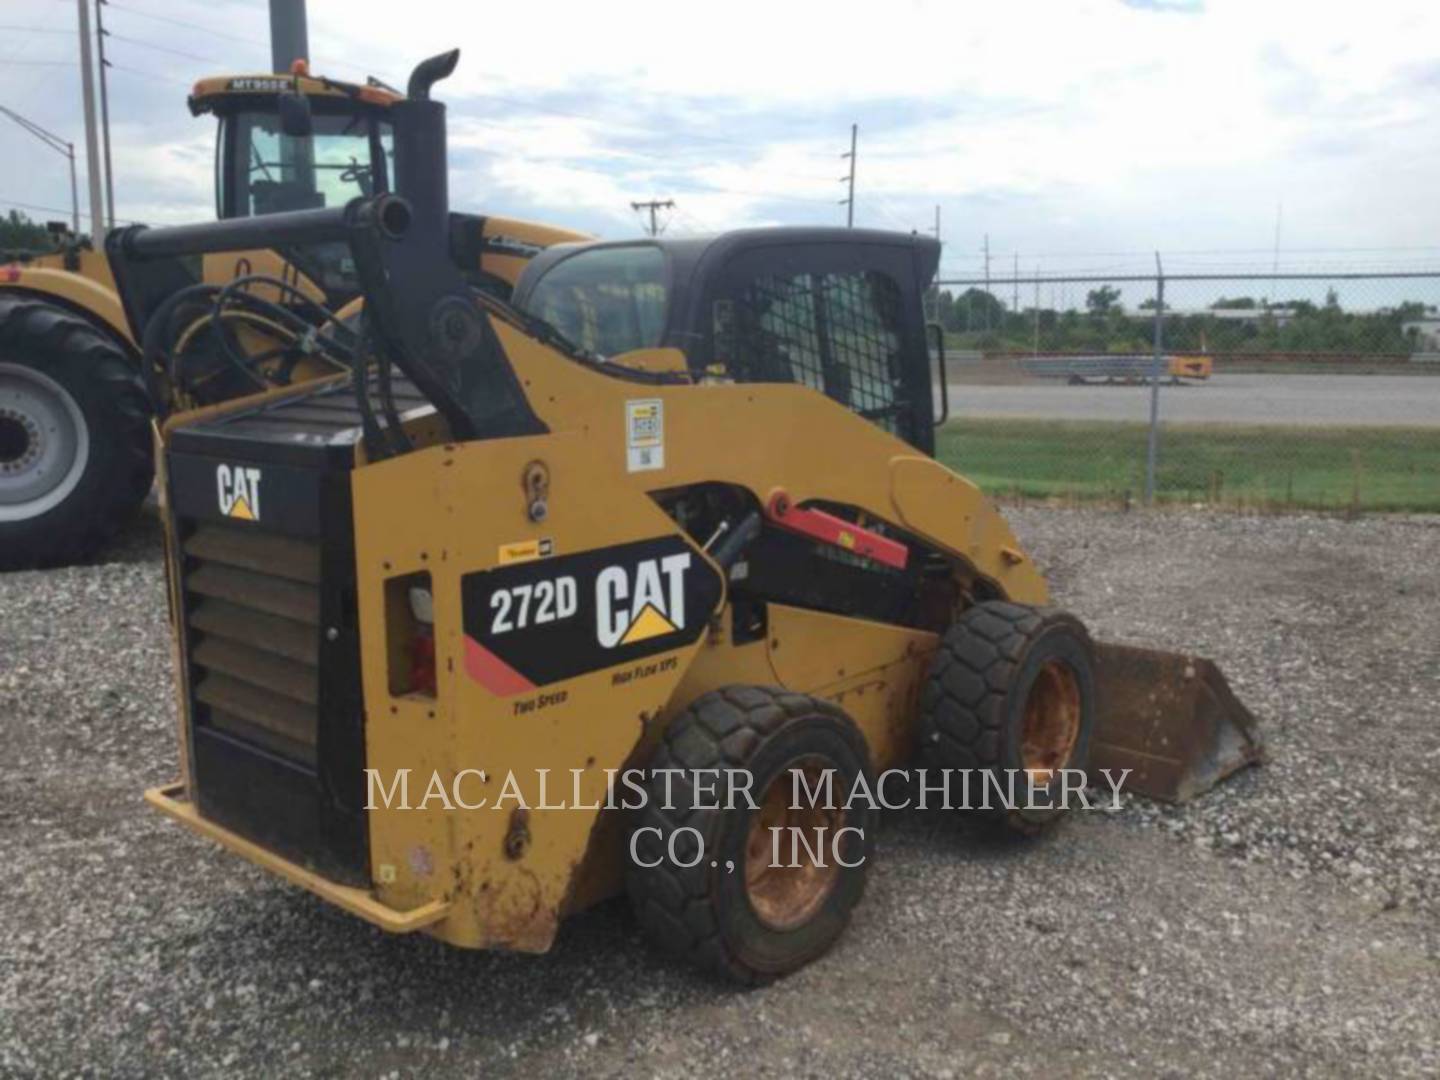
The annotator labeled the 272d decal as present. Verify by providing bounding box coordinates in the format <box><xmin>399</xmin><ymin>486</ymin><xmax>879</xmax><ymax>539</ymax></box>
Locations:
<box><xmin>460</xmin><ymin>535</ymin><xmax>724</xmax><ymax>696</ymax></box>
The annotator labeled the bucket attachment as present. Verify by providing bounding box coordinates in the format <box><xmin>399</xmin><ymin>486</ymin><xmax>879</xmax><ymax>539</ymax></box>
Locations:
<box><xmin>1088</xmin><ymin>643</ymin><xmax>1265</xmax><ymax>803</ymax></box>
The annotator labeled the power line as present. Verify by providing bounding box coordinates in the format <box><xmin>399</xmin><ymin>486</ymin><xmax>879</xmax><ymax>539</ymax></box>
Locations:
<box><xmin>0</xmin><ymin>197</ymin><xmax>74</xmax><ymax>218</ymax></box>
<box><xmin>108</xmin><ymin>1</ymin><xmax>806</xmax><ymax>159</ymax></box>
<box><xmin>103</xmin><ymin>1</ymin><xmax>266</xmax><ymax>48</ymax></box>
<box><xmin>0</xmin><ymin>195</ymin><xmax>138</xmax><ymax>225</ymax></box>
<box><xmin>0</xmin><ymin>106</ymin><xmax>79</xmax><ymax>232</ymax></box>
<box><xmin>453</xmin><ymin>103</ymin><xmax>839</xmax><ymax>186</ymax></box>
<box><xmin>0</xmin><ymin>105</ymin><xmax>71</xmax><ymax>155</ymax></box>
<box><xmin>102</xmin><ymin>30</ymin><xmax>223</xmax><ymax>65</ymax></box>
<box><xmin>670</xmin><ymin>207</ymin><xmax>718</xmax><ymax>235</ymax></box>
<box><xmin>978</xmin><ymin>244</ymin><xmax>1440</xmax><ymax>260</ymax></box>
<box><xmin>105</xmin><ymin>62</ymin><xmax>190</xmax><ymax>87</ymax></box>
<box><xmin>39</xmin><ymin>6</ymin><xmax>839</xmax><ymax>189</ymax></box>
<box><xmin>453</xmin><ymin>120</ymin><xmax>840</xmax><ymax>208</ymax></box>
<box><xmin>2</xmin><ymin>11</ymin><xmax>881</xmax><ymax>223</ymax></box>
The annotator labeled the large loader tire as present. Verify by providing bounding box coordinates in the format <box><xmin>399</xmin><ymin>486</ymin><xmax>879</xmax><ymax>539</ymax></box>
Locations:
<box><xmin>626</xmin><ymin>686</ymin><xmax>876</xmax><ymax>984</ymax></box>
<box><xmin>918</xmin><ymin>601</ymin><xmax>1097</xmax><ymax>835</ymax></box>
<box><xmin>0</xmin><ymin>296</ymin><xmax>153</xmax><ymax>570</ymax></box>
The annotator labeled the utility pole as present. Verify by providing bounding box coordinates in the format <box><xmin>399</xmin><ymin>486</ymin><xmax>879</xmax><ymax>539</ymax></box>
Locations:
<box><xmin>838</xmin><ymin>123</ymin><xmax>857</xmax><ymax>227</ymax></box>
<box><xmin>1272</xmin><ymin>200</ymin><xmax>1283</xmax><ymax>275</ymax></box>
<box><xmin>982</xmin><ymin>233</ymin><xmax>991</xmax><ymax>330</ymax></box>
<box><xmin>268</xmin><ymin>0</ymin><xmax>311</xmax><ymax>194</ymax></box>
<box><xmin>0</xmin><ymin>107</ymin><xmax>80</xmax><ymax>234</ymax></box>
<box><xmin>75</xmin><ymin>0</ymin><xmax>104</xmax><ymax>242</ymax></box>
<box><xmin>1032</xmin><ymin>269</ymin><xmax>1040</xmax><ymax>357</ymax></box>
<box><xmin>1144</xmin><ymin>251</ymin><xmax>1165</xmax><ymax>505</ymax></box>
<box><xmin>95</xmin><ymin>0</ymin><xmax>114</xmax><ymax>229</ymax></box>
<box><xmin>269</xmin><ymin>0</ymin><xmax>310</xmax><ymax>72</ymax></box>
<box><xmin>630</xmin><ymin>199</ymin><xmax>675</xmax><ymax>237</ymax></box>
<box><xmin>930</xmin><ymin>206</ymin><xmax>941</xmax><ymax>321</ymax></box>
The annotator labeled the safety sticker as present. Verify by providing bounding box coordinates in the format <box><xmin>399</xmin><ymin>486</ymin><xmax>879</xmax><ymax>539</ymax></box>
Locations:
<box><xmin>626</xmin><ymin>399</ymin><xmax>664</xmax><ymax>472</ymax></box>
<box><xmin>497</xmin><ymin>538</ymin><xmax>554</xmax><ymax>566</ymax></box>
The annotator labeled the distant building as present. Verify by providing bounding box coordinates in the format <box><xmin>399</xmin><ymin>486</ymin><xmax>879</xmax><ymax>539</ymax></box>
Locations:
<box><xmin>1127</xmin><ymin>307</ymin><xmax>1299</xmax><ymax>326</ymax></box>
<box><xmin>1401</xmin><ymin>317</ymin><xmax>1440</xmax><ymax>352</ymax></box>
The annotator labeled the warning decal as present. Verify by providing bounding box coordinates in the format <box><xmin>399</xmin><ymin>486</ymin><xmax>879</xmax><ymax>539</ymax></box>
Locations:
<box><xmin>626</xmin><ymin>399</ymin><xmax>664</xmax><ymax>472</ymax></box>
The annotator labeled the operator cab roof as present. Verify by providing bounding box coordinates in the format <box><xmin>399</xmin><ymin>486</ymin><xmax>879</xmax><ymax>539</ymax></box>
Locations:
<box><xmin>515</xmin><ymin>226</ymin><xmax>941</xmax><ymax>301</ymax></box>
<box><xmin>189</xmin><ymin>69</ymin><xmax>403</xmax><ymax>116</ymax></box>
<box><xmin>509</xmin><ymin>224</ymin><xmax>944</xmax><ymax>368</ymax></box>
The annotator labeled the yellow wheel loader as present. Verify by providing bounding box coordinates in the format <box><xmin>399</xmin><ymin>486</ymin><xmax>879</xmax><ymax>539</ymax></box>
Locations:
<box><xmin>114</xmin><ymin>51</ymin><xmax>1263</xmax><ymax>983</ymax></box>
<box><xmin>0</xmin><ymin>61</ymin><xmax>584</xmax><ymax>570</ymax></box>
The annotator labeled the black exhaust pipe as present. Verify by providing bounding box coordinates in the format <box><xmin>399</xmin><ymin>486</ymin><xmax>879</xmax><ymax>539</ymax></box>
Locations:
<box><xmin>406</xmin><ymin>48</ymin><xmax>459</xmax><ymax>101</ymax></box>
<box><xmin>393</xmin><ymin>49</ymin><xmax>460</xmax><ymax>235</ymax></box>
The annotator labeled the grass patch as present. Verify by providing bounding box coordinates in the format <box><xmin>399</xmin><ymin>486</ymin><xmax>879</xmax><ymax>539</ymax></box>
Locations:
<box><xmin>935</xmin><ymin>419</ymin><xmax>1440</xmax><ymax>512</ymax></box>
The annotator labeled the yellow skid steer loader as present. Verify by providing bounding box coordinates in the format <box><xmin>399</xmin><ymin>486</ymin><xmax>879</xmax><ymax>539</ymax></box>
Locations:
<box><xmin>113</xmin><ymin>51</ymin><xmax>1262</xmax><ymax>982</ymax></box>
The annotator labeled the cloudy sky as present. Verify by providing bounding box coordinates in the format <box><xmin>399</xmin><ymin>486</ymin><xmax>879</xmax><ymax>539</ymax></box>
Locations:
<box><xmin>3</xmin><ymin>0</ymin><xmax>1439</xmax><ymax>279</ymax></box>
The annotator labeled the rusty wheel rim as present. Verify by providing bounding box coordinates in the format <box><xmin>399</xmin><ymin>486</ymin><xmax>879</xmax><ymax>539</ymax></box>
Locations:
<box><xmin>744</xmin><ymin>761</ymin><xmax>843</xmax><ymax>932</ymax></box>
<box><xmin>1019</xmin><ymin>660</ymin><xmax>1081</xmax><ymax>784</ymax></box>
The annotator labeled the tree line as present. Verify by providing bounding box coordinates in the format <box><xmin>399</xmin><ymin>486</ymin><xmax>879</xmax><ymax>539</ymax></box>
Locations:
<box><xmin>936</xmin><ymin>285</ymin><xmax>1435</xmax><ymax>355</ymax></box>
<box><xmin>0</xmin><ymin>210</ymin><xmax>59</xmax><ymax>254</ymax></box>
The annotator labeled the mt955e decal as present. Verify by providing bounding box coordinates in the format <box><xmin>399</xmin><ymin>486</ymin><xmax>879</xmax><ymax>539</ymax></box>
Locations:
<box><xmin>460</xmin><ymin>535</ymin><xmax>724</xmax><ymax>696</ymax></box>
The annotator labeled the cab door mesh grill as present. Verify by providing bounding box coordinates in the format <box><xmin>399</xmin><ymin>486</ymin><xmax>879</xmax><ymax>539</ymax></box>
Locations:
<box><xmin>713</xmin><ymin>269</ymin><xmax>908</xmax><ymax>433</ymax></box>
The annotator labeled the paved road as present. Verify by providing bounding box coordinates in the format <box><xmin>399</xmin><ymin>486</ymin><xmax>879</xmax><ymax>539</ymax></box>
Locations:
<box><xmin>946</xmin><ymin>373</ymin><xmax>1440</xmax><ymax>426</ymax></box>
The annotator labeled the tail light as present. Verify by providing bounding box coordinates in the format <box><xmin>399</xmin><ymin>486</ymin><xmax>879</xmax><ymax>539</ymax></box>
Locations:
<box><xmin>407</xmin><ymin>584</ymin><xmax>437</xmax><ymax>696</ymax></box>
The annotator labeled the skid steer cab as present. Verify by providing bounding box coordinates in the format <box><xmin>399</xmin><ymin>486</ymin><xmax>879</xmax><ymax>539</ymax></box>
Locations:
<box><xmin>114</xmin><ymin>50</ymin><xmax>1262</xmax><ymax>983</ymax></box>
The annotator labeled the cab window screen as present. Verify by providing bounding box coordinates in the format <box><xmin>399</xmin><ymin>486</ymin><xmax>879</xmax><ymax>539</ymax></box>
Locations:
<box><xmin>230</xmin><ymin>111</ymin><xmax>393</xmax><ymax>217</ymax></box>
<box><xmin>713</xmin><ymin>269</ymin><xmax>906</xmax><ymax>434</ymax></box>
<box><xmin>526</xmin><ymin>246</ymin><xmax>668</xmax><ymax>357</ymax></box>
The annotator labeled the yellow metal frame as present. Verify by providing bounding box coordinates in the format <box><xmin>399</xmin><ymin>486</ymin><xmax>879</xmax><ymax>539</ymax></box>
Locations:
<box><xmin>145</xmin><ymin>783</ymin><xmax>451</xmax><ymax>933</ymax></box>
<box><xmin>335</xmin><ymin>323</ymin><xmax>1049</xmax><ymax>951</ymax></box>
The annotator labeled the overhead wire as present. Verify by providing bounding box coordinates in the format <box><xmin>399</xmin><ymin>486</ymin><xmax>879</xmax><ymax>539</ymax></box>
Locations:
<box><xmin>7</xmin><ymin>3</ymin><xmax>885</xmax><ymax>222</ymax></box>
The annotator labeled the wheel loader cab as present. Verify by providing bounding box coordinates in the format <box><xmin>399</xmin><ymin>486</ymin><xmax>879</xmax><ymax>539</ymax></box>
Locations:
<box><xmin>189</xmin><ymin>67</ymin><xmax>590</xmax><ymax>304</ymax></box>
<box><xmin>515</xmin><ymin>229</ymin><xmax>942</xmax><ymax>454</ymax></box>
<box><xmin>210</xmin><ymin>98</ymin><xmax>394</xmax><ymax>217</ymax></box>
<box><xmin>0</xmin><ymin>54</ymin><xmax>590</xmax><ymax>572</ymax></box>
<box><xmin>188</xmin><ymin>70</ymin><xmax>399</xmax><ymax>304</ymax></box>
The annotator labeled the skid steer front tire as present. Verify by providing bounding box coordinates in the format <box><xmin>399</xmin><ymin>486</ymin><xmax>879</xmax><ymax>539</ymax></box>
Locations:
<box><xmin>626</xmin><ymin>686</ymin><xmax>876</xmax><ymax>985</ymax></box>
<box><xmin>0</xmin><ymin>297</ymin><xmax>153</xmax><ymax>570</ymax></box>
<box><xmin>918</xmin><ymin>601</ymin><xmax>1097</xmax><ymax>835</ymax></box>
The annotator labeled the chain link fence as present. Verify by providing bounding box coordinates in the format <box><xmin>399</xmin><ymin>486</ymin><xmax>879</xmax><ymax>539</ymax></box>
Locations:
<box><xmin>932</xmin><ymin>270</ymin><xmax>1440</xmax><ymax>513</ymax></box>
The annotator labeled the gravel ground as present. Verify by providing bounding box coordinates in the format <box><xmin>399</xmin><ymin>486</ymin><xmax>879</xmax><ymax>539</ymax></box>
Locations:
<box><xmin>2</xmin><ymin>506</ymin><xmax>1437</xmax><ymax>1078</ymax></box>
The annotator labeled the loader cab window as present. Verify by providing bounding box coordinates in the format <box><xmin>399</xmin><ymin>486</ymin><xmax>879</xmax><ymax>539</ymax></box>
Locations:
<box><xmin>712</xmin><ymin>268</ymin><xmax>909</xmax><ymax>437</ymax></box>
<box><xmin>524</xmin><ymin>245</ymin><xmax>669</xmax><ymax>357</ymax></box>
<box><xmin>218</xmin><ymin>108</ymin><xmax>394</xmax><ymax>219</ymax></box>
<box><xmin>214</xmin><ymin>106</ymin><xmax>393</xmax><ymax>300</ymax></box>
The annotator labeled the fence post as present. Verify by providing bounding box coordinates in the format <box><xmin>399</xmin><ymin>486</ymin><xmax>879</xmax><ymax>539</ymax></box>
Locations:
<box><xmin>1144</xmin><ymin>254</ymin><xmax>1165</xmax><ymax>505</ymax></box>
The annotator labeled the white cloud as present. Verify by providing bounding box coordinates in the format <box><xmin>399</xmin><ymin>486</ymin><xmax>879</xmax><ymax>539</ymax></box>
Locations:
<box><xmin>2</xmin><ymin>0</ymin><xmax>1438</xmax><ymax>263</ymax></box>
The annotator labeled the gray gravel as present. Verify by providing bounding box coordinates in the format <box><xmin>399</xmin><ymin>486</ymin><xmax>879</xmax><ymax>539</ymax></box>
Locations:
<box><xmin>1</xmin><ymin>506</ymin><xmax>1437</xmax><ymax>1078</ymax></box>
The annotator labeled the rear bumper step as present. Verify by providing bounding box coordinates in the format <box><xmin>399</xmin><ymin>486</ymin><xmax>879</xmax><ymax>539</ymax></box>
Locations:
<box><xmin>145</xmin><ymin>782</ymin><xmax>450</xmax><ymax>934</ymax></box>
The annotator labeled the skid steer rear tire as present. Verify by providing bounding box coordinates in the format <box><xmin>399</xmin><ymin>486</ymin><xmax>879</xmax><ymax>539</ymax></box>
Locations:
<box><xmin>626</xmin><ymin>686</ymin><xmax>876</xmax><ymax>984</ymax></box>
<box><xmin>918</xmin><ymin>601</ymin><xmax>1097</xmax><ymax>835</ymax></box>
<box><xmin>0</xmin><ymin>296</ymin><xmax>153</xmax><ymax>570</ymax></box>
